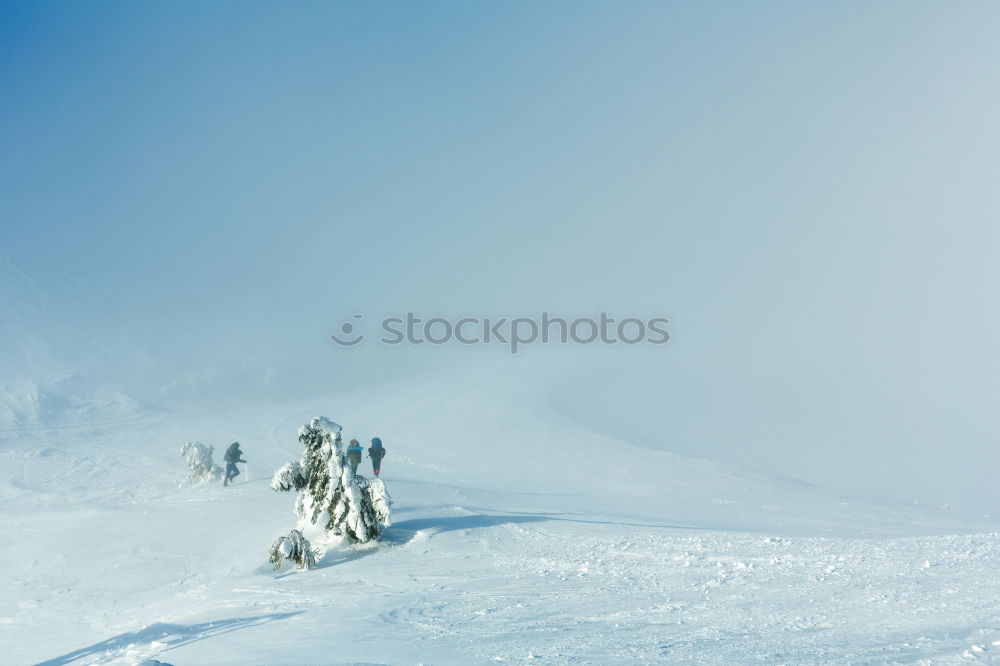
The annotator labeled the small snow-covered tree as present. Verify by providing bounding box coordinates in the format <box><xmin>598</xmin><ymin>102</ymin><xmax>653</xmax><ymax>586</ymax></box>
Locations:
<box><xmin>270</xmin><ymin>460</ymin><xmax>305</xmax><ymax>491</ymax></box>
<box><xmin>270</xmin><ymin>417</ymin><xmax>391</xmax><ymax>544</ymax></box>
<box><xmin>180</xmin><ymin>441</ymin><xmax>223</xmax><ymax>483</ymax></box>
<box><xmin>268</xmin><ymin>530</ymin><xmax>317</xmax><ymax>570</ymax></box>
<box><xmin>367</xmin><ymin>477</ymin><xmax>393</xmax><ymax>527</ymax></box>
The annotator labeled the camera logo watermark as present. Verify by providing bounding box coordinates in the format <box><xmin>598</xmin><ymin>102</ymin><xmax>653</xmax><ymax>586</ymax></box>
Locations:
<box><xmin>331</xmin><ymin>313</ymin><xmax>669</xmax><ymax>354</ymax></box>
<box><xmin>330</xmin><ymin>313</ymin><xmax>366</xmax><ymax>347</ymax></box>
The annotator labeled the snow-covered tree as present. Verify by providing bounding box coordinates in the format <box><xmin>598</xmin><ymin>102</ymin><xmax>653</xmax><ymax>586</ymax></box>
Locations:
<box><xmin>268</xmin><ymin>530</ymin><xmax>317</xmax><ymax>570</ymax></box>
<box><xmin>367</xmin><ymin>477</ymin><xmax>393</xmax><ymax>527</ymax></box>
<box><xmin>270</xmin><ymin>417</ymin><xmax>391</xmax><ymax>544</ymax></box>
<box><xmin>270</xmin><ymin>460</ymin><xmax>305</xmax><ymax>492</ymax></box>
<box><xmin>180</xmin><ymin>441</ymin><xmax>223</xmax><ymax>483</ymax></box>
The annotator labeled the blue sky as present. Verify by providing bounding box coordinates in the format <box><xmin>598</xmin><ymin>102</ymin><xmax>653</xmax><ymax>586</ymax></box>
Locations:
<box><xmin>2</xmin><ymin>2</ymin><xmax>999</xmax><ymax>511</ymax></box>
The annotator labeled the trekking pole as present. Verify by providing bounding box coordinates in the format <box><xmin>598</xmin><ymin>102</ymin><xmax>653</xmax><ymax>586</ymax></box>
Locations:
<box><xmin>244</xmin><ymin>462</ymin><xmax>250</xmax><ymax>483</ymax></box>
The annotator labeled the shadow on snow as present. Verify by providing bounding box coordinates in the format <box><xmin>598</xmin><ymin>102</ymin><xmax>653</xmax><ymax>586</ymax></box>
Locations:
<box><xmin>389</xmin><ymin>513</ymin><xmax>553</xmax><ymax>537</ymax></box>
<box><xmin>36</xmin><ymin>612</ymin><xmax>303</xmax><ymax>666</ymax></box>
<box><xmin>388</xmin><ymin>510</ymin><xmax>718</xmax><ymax>540</ymax></box>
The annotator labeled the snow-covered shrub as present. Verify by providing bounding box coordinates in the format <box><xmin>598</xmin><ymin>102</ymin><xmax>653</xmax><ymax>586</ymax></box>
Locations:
<box><xmin>270</xmin><ymin>460</ymin><xmax>306</xmax><ymax>492</ymax></box>
<box><xmin>268</xmin><ymin>530</ymin><xmax>317</xmax><ymax>570</ymax></box>
<box><xmin>366</xmin><ymin>477</ymin><xmax>393</xmax><ymax>527</ymax></box>
<box><xmin>270</xmin><ymin>417</ymin><xmax>391</xmax><ymax>544</ymax></box>
<box><xmin>180</xmin><ymin>441</ymin><xmax>223</xmax><ymax>483</ymax></box>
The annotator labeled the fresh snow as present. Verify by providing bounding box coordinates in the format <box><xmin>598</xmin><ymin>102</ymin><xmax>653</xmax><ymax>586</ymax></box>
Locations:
<box><xmin>2</xmin><ymin>379</ymin><xmax>999</xmax><ymax>665</ymax></box>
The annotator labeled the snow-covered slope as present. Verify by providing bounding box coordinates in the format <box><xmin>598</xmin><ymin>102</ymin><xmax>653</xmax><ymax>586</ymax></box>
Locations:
<box><xmin>2</xmin><ymin>377</ymin><xmax>999</xmax><ymax>665</ymax></box>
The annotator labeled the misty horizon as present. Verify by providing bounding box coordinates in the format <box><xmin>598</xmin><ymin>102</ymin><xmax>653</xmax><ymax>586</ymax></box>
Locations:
<box><xmin>3</xmin><ymin>2</ymin><xmax>998</xmax><ymax>516</ymax></box>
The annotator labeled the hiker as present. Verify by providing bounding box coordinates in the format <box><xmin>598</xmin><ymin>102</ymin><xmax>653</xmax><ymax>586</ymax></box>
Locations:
<box><xmin>347</xmin><ymin>438</ymin><xmax>364</xmax><ymax>475</ymax></box>
<box><xmin>368</xmin><ymin>437</ymin><xmax>386</xmax><ymax>477</ymax></box>
<box><xmin>223</xmin><ymin>441</ymin><xmax>246</xmax><ymax>486</ymax></box>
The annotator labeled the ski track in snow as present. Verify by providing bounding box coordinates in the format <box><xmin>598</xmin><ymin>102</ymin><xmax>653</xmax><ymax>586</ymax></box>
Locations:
<box><xmin>2</xmin><ymin>390</ymin><xmax>999</xmax><ymax>665</ymax></box>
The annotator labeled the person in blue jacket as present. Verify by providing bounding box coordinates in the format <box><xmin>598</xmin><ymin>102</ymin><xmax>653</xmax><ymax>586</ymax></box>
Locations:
<box><xmin>368</xmin><ymin>437</ymin><xmax>386</xmax><ymax>477</ymax></box>
<box><xmin>223</xmin><ymin>441</ymin><xmax>246</xmax><ymax>486</ymax></box>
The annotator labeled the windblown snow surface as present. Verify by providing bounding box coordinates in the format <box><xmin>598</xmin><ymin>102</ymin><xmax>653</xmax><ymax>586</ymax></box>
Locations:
<box><xmin>2</xmin><ymin>379</ymin><xmax>999</xmax><ymax>665</ymax></box>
